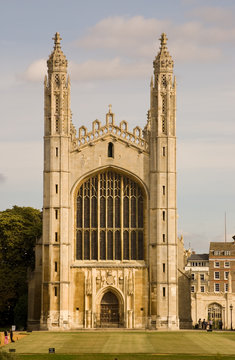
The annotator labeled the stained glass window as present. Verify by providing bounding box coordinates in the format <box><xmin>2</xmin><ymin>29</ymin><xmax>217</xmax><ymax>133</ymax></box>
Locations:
<box><xmin>76</xmin><ymin>171</ymin><xmax>144</xmax><ymax>260</ymax></box>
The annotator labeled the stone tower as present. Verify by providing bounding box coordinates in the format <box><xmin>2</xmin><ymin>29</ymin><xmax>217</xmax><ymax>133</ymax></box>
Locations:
<box><xmin>148</xmin><ymin>33</ymin><xmax>178</xmax><ymax>329</ymax></box>
<box><xmin>42</xmin><ymin>32</ymin><xmax>71</xmax><ymax>328</ymax></box>
<box><xmin>28</xmin><ymin>32</ymin><xmax>181</xmax><ymax>330</ymax></box>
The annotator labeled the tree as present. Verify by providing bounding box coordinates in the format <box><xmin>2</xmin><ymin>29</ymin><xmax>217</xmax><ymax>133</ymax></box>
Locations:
<box><xmin>0</xmin><ymin>206</ymin><xmax>42</xmax><ymax>327</ymax></box>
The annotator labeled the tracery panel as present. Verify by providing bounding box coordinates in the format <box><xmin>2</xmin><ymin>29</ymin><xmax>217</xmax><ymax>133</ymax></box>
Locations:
<box><xmin>76</xmin><ymin>171</ymin><xmax>144</xmax><ymax>261</ymax></box>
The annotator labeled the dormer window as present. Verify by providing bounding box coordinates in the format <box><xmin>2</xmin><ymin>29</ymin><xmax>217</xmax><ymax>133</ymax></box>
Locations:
<box><xmin>108</xmin><ymin>142</ymin><xmax>114</xmax><ymax>158</ymax></box>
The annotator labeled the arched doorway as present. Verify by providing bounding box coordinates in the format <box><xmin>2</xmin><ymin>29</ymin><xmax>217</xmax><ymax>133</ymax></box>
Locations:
<box><xmin>100</xmin><ymin>291</ymin><xmax>119</xmax><ymax>327</ymax></box>
<box><xmin>208</xmin><ymin>303</ymin><xmax>222</xmax><ymax>329</ymax></box>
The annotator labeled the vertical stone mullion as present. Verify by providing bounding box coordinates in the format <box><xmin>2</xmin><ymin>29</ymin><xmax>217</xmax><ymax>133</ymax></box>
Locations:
<box><xmin>97</xmin><ymin>173</ymin><xmax>100</xmax><ymax>260</ymax></box>
<box><xmin>82</xmin><ymin>184</ymin><xmax>84</xmax><ymax>260</ymax></box>
<box><xmin>136</xmin><ymin>188</ymin><xmax>139</xmax><ymax>259</ymax></box>
<box><xmin>89</xmin><ymin>179</ymin><xmax>92</xmax><ymax>260</ymax></box>
<box><xmin>120</xmin><ymin>176</ymin><xmax>123</xmax><ymax>261</ymax></box>
<box><xmin>105</xmin><ymin>172</ymin><xmax>107</xmax><ymax>260</ymax></box>
<box><xmin>129</xmin><ymin>183</ymin><xmax>131</xmax><ymax>260</ymax></box>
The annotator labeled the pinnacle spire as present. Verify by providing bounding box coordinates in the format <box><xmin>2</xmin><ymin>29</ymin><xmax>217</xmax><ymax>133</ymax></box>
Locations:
<box><xmin>47</xmin><ymin>32</ymin><xmax>67</xmax><ymax>73</ymax></box>
<box><xmin>160</xmin><ymin>33</ymin><xmax>168</xmax><ymax>48</ymax></box>
<box><xmin>153</xmin><ymin>33</ymin><xmax>173</xmax><ymax>74</ymax></box>
<box><xmin>53</xmin><ymin>32</ymin><xmax>62</xmax><ymax>49</ymax></box>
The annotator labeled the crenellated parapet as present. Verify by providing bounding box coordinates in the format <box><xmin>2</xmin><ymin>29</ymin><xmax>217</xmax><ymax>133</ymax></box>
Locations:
<box><xmin>71</xmin><ymin>105</ymin><xmax>148</xmax><ymax>153</ymax></box>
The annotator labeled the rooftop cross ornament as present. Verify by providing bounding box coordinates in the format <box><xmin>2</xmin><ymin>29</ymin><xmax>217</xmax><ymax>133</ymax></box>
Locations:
<box><xmin>160</xmin><ymin>33</ymin><xmax>168</xmax><ymax>47</ymax></box>
<box><xmin>53</xmin><ymin>32</ymin><xmax>62</xmax><ymax>48</ymax></box>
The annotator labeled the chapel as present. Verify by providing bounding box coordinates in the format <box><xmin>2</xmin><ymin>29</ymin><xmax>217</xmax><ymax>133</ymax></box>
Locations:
<box><xmin>28</xmin><ymin>32</ymin><xmax>187</xmax><ymax>330</ymax></box>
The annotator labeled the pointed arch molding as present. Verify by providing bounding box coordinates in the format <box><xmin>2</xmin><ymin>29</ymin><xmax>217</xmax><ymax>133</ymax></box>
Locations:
<box><xmin>71</xmin><ymin>165</ymin><xmax>149</xmax><ymax>199</ymax></box>
<box><xmin>96</xmin><ymin>285</ymin><xmax>124</xmax><ymax>307</ymax></box>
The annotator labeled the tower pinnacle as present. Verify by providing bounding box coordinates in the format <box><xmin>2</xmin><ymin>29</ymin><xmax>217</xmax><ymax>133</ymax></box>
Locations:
<box><xmin>153</xmin><ymin>32</ymin><xmax>173</xmax><ymax>74</ymax></box>
<box><xmin>160</xmin><ymin>33</ymin><xmax>168</xmax><ymax>47</ymax></box>
<box><xmin>47</xmin><ymin>32</ymin><xmax>67</xmax><ymax>73</ymax></box>
<box><xmin>53</xmin><ymin>32</ymin><xmax>62</xmax><ymax>49</ymax></box>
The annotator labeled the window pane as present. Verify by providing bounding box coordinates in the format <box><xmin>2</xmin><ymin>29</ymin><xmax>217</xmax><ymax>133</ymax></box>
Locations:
<box><xmin>91</xmin><ymin>231</ymin><xmax>97</xmax><ymax>260</ymax></box>
<box><xmin>115</xmin><ymin>231</ymin><xmax>121</xmax><ymax>260</ymax></box>
<box><xmin>84</xmin><ymin>231</ymin><xmax>90</xmax><ymax>260</ymax></box>
<box><xmin>131</xmin><ymin>231</ymin><xmax>137</xmax><ymax>259</ymax></box>
<box><xmin>100</xmin><ymin>197</ymin><xmax>106</xmax><ymax>228</ymax></box>
<box><xmin>138</xmin><ymin>196</ymin><xmax>143</xmax><ymax>227</ymax></box>
<box><xmin>124</xmin><ymin>197</ymin><xmax>129</xmax><ymax>228</ymax></box>
<box><xmin>76</xmin><ymin>230</ymin><xmax>82</xmax><ymax>260</ymax></box>
<box><xmin>131</xmin><ymin>197</ymin><xmax>136</xmax><ymax>228</ymax></box>
<box><xmin>91</xmin><ymin>197</ymin><xmax>97</xmax><ymax>227</ymax></box>
<box><xmin>100</xmin><ymin>231</ymin><xmax>106</xmax><ymax>260</ymax></box>
<box><xmin>84</xmin><ymin>197</ymin><xmax>90</xmax><ymax>228</ymax></box>
<box><xmin>107</xmin><ymin>231</ymin><xmax>113</xmax><ymax>260</ymax></box>
<box><xmin>115</xmin><ymin>197</ymin><xmax>120</xmax><ymax>227</ymax></box>
<box><xmin>108</xmin><ymin>196</ymin><xmax>113</xmax><ymax>227</ymax></box>
<box><xmin>77</xmin><ymin>195</ymin><xmax>82</xmax><ymax>228</ymax></box>
<box><xmin>123</xmin><ymin>231</ymin><xmax>129</xmax><ymax>260</ymax></box>
<box><xmin>138</xmin><ymin>231</ymin><xmax>144</xmax><ymax>260</ymax></box>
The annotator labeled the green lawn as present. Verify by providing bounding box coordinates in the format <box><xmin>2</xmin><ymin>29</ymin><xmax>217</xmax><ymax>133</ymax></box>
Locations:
<box><xmin>1</xmin><ymin>331</ymin><xmax>235</xmax><ymax>360</ymax></box>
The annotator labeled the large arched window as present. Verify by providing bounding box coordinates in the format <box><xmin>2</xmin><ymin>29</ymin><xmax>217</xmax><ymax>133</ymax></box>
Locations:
<box><xmin>76</xmin><ymin>171</ymin><xmax>144</xmax><ymax>261</ymax></box>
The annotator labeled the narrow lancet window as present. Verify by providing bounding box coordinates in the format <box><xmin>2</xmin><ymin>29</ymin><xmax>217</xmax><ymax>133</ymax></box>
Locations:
<box><xmin>108</xmin><ymin>142</ymin><xmax>114</xmax><ymax>158</ymax></box>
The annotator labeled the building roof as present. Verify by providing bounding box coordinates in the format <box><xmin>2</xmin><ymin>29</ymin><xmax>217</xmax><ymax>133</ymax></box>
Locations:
<box><xmin>209</xmin><ymin>242</ymin><xmax>235</xmax><ymax>251</ymax></box>
<box><xmin>188</xmin><ymin>253</ymin><xmax>209</xmax><ymax>261</ymax></box>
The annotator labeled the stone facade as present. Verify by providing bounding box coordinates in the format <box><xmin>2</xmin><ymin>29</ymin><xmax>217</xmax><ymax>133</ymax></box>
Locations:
<box><xmin>28</xmin><ymin>32</ymin><xmax>189</xmax><ymax>330</ymax></box>
<box><xmin>185</xmin><ymin>242</ymin><xmax>235</xmax><ymax>329</ymax></box>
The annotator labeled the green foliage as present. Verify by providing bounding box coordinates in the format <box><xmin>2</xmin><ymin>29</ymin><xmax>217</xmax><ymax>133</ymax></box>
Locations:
<box><xmin>14</xmin><ymin>294</ymin><xmax>28</xmax><ymax>329</ymax></box>
<box><xmin>0</xmin><ymin>352</ymin><xmax>17</xmax><ymax>360</ymax></box>
<box><xmin>0</xmin><ymin>206</ymin><xmax>42</xmax><ymax>327</ymax></box>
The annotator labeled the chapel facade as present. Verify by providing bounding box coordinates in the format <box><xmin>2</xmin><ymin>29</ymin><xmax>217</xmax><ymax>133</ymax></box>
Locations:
<box><xmin>28</xmin><ymin>32</ymin><xmax>182</xmax><ymax>330</ymax></box>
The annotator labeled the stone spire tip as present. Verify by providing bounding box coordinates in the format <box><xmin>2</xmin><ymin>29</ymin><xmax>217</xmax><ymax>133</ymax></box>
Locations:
<box><xmin>53</xmin><ymin>32</ymin><xmax>62</xmax><ymax>48</ymax></box>
<box><xmin>160</xmin><ymin>33</ymin><xmax>168</xmax><ymax>47</ymax></box>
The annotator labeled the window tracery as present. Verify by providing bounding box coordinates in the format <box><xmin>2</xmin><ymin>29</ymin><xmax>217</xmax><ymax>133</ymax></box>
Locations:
<box><xmin>76</xmin><ymin>171</ymin><xmax>144</xmax><ymax>261</ymax></box>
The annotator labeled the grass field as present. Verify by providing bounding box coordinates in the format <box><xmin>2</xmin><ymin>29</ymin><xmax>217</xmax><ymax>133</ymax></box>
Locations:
<box><xmin>1</xmin><ymin>331</ymin><xmax>235</xmax><ymax>360</ymax></box>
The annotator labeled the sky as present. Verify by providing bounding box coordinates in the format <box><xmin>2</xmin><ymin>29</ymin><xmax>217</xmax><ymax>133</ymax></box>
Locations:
<box><xmin>1</xmin><ymin>0</ymin><xmax>235</xmax><ymax>252</ymax></box>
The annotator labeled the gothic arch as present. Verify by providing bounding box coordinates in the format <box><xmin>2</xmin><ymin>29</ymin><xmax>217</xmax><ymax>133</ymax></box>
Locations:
<box><xmin>72</xmin><ymin>166</ymin><xmax>148</xmax><ymax>262</ymax></box>
<box><xmin>95</xmin><ymin>286</ymin><xmax>124</xmax><ymax>327</ymax></box>
<box><xmin>71</xmin><ymin>165</ymin><xmax>149</xmax><ymax>198</ymax></box>
<box><xmin>96</xmin><ymin>285</ymin><xmax>124</xmax><ymax>306</ymax></box>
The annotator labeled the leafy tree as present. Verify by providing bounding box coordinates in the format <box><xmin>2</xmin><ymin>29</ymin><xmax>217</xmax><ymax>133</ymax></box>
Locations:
<box><xmin>0</xmin><ymin>206</ymin><xmax>42</xmax><ymax>327</ymax></box>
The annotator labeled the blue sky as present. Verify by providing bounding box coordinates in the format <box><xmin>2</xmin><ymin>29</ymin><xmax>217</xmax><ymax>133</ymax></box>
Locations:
<box><xmin>1</xmin><ymin>0</ymin><xmax>235</xmax><ymax>252</ymax></box>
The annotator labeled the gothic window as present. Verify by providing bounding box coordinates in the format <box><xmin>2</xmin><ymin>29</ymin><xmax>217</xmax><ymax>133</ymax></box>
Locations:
<box><xmin>76</xmin><ymin>171</ymin><xmax>144</xmax><ymax>261</ymax></box>
<box><xmin>108</xmin><ymin>142</ymin><xmax>114</xmax><ymax>158</ymax></box>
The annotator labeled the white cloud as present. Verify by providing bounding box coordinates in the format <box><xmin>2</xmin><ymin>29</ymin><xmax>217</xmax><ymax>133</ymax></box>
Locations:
<box><xmin>20</xmin><ymin>58</ymin><xmax>47</xmax><ymax>82</ymax></box>
<box><xmin>76</xmin><ymin>16</ymin><xmax>169</xmax><ymax>58</ymax></box>
<box><xmin>75</xmin><ymin>15</ymin><xmax>235</xmax><ymax>62</ymax></box>
<box><xmin>20</xmin><ymin>14</ymin><xmax>235</xmax><ymax>83</ymax></box>
<box><xmin>69</xmin><ymin>58</ymin><xmax>151</xmax><ymax>81</ymax></box>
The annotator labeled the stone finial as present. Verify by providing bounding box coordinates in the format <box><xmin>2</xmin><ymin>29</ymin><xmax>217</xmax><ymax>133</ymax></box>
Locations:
<box><xmin>53</xmin><ymin>32</ymin><xmax>62</xmax><ymax>49</ymax></box>
<box><xmin>108</xmin><ymin>104</ymin><xmax>112</xmax><ymax>113</ymax></box>
<box><xmin>160</xmin><ymin>33</ymin><xmax>168</xmax><ymax>47</ymax></box>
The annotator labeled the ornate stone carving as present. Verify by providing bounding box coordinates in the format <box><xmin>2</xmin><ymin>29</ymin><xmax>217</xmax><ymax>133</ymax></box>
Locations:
<box><xmin>86</xmin><ymin>272</ymin><xmax>92</xmax><ymax>295</ymax></box>
<box><xmin>128</xmin><ymin>271</ymin><xmax>134</xmax><ymax>295</ymax></box>
<box><xmin>74</xmin><ymin>106</ymin><xmax>148</xmax><ymax>152</ymax></box>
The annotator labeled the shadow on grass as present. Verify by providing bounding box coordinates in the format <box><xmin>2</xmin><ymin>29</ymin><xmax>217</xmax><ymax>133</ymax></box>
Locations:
<box><xmin>0</xmin><ymin>353</ymin><xmax>231</xmax><ymax>360</ymax></box>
